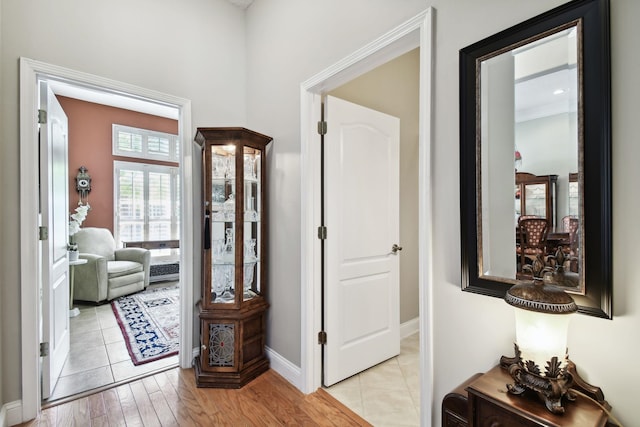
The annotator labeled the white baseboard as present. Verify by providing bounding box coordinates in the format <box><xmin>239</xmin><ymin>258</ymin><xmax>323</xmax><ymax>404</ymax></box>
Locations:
<box><xmin>2</xmin><ymin>400</ymin><xmax>22</xmax><ymax>427</ymax></box>
<box><xmin>265</xmin><ymin>346</ymin><xmax>303</xmax><ymax>391</ymax></box>
<box><xmin>400</xmin><ymin>317</ymin><xmax>420</xmax><ymax>339</ymax></box>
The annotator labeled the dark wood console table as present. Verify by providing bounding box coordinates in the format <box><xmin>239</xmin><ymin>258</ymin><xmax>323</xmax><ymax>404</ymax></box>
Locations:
<box><xmin>442</xmin><ymin>366</ymin><xmax>615</xmax><ymax>427</ymax></box>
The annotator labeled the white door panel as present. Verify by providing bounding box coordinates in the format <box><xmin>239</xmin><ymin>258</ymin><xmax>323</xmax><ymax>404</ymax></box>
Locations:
<box><xmin>40</xmin><ymin>82</ymin><xmax>70</xmax><ymax>399</ymax></box>
<box><xmin>324</xmin><ymin>95</ymin><xmax>400</xmax><ymax>386</ymax></box>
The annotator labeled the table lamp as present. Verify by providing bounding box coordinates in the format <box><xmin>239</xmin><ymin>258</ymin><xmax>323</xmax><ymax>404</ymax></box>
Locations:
<box><xmin>500</xmin><ymin>270</ymin><xmax>578</xmax><ymax>414</ymax></box>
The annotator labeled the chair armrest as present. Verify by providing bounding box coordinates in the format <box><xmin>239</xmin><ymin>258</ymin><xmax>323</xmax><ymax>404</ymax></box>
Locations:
<box><xmin>115</xmin><ymin>248</ymin><xmax>151</xmax><ymax>287</ymax></box>
<box><xmin>115</xmin><ymin>247</ymin><xmax>150</xmax><ymax>264</ymax></box>
<box><xmin>74</xmin><ymin>254</ymin><xmax>108</xmax><ymax>302</ymax></box>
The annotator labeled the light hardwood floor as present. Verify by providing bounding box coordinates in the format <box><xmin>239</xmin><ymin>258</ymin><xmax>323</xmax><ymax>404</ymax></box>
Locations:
<box><xmin>18</xmin><ymin>368</ymin><xmax>371</xmax><ymax>426</ymax></box>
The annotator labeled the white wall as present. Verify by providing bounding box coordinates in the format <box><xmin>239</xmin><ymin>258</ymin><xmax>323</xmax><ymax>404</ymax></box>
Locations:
<box><xmin>244</xmin><ymin>0</ymin><xmax>427</xmax><ymax>367</ymax></box>
<box><xmin>245</xmin><ymin>0</ymin><xmax>640</xmax><ymax>425</ymax></box>
<box><xmin>0</xmin><ymin>0</ymin><xmax>247</xmax><ymax>403</ymax></box>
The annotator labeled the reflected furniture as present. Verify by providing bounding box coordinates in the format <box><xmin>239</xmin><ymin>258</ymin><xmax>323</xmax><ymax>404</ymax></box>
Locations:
<box><xmin>516</xmin><ymin>217</ymin><xmax>549</xmax><ymax>271</ymax></box>
<box><xmin>442</xmin><ymin>366</ymin><xmax>615</xmax><ymax>426</ymax></box>
<box><xmin>515</xmin><ymin>173</ymin><xmax>558</xmax><ymax>228</ymax></box>
<box><xmin>194</xmin><ymin>127</ymin><xmax>272</xmax><ymax>388</ymax></box>
<box><xmin>73</xmin><ymin>227</ymin><xmax>151</xmax><ymax>303</ymax></box>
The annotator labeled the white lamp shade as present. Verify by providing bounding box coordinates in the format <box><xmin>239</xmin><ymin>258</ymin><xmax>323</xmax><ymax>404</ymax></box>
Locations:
<box><xmin>514</xmin><ymin>307</ymin><xmax>573</xmax><ymax>376</ymax></box>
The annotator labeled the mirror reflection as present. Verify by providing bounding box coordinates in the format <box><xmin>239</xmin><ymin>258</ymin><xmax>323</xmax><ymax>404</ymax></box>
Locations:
<box><xmin>478</xmin><ymin>24</ymin><xmax>583</xmax><ymax>292</ymax></box>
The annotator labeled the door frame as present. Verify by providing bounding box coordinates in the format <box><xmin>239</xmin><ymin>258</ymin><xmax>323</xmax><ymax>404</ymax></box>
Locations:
<box><xmin>299</xmin><ymin>8</ymin><xmax>435</xmax><ymax>425</ymax></box>
<box><xmin>19</xmin><ymin>57</ymin><xmax>194</xmax><ymax>421</ymax></box>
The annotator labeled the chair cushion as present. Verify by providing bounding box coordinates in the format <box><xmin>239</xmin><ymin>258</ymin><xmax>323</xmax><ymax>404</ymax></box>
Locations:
<box><xmin>107</xmin><ymin>260</ymin><xmax>143</xmax><ymax>278</ymax></box>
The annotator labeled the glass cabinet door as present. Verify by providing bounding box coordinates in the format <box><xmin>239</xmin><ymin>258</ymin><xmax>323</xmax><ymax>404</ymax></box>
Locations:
<box><xmin>210</xmin><ymin>145</ymin><xmax>236</xmax><ymax>304</ymax></box>
<box><xmin>207</xmin><ymin>144</ymin><xmax>263</xmax><ymax>305</ymax></box>
<box><xmin>523</xmin><ymin>183</ymin><xmax>547</xmax><ymax>218</ymax></box>
<box><xmin>243</xmin><ymin>146</ymin><xmax>261</xmax><ymax>301</ymax></box>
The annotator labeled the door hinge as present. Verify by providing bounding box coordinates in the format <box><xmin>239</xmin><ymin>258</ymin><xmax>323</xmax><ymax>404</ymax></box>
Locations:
<box><xmin>39</xmin><ymin>226</ymin><xmax>48</xmax><ymax>241</ymax></box>
<box><xmin>40</xmin><ymin>342</ymin><xmax>49</xmax><ymax>357</ymax></box>
<box><xmin>317</xmin><ymin>226</ymin><xmax>327</xmax><ymax>240</ymax></box>
<box><xmin>317</xmin><ymin>120</ymin><xmax>327</xmax><ymax>136</ymax></box>
<box><xmin>38</xmin><ymin>109</ymin><xmax>47</xmax><ymax>124</ymax></box>
<box><xmin>318</xmin><ymin>331</ymin><xmax>327</xmax><ymax>345</ymax></box>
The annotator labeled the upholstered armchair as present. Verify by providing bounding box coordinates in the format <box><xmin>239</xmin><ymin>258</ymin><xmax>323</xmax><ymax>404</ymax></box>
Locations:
<box><xmin>73</xmin><ymin>227</ymin><xmax>150</xmax><ymax>303</ymax></box>
<box><xmin>516</xmin><ymin>217</ymin><xmax>549</xmax><ymax>271</ymax></box>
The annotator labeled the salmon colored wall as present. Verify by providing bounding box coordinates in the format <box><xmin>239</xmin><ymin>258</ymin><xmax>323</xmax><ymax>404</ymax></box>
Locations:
<box><xmin>57</xmin><ymin>96</ymin><xmax>178</xmax><ymax>233</ymax></box>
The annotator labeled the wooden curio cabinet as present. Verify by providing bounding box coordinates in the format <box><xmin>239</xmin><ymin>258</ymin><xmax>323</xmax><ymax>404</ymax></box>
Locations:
<box><xmin>194</xmin><ymin>128</ymin><xmax>272</xmax><ymax>388</ymax></box>
<box><xmin>515</xmin><ymin>172</ymin><xmax>558</xmax><ymax>227</ymax></box>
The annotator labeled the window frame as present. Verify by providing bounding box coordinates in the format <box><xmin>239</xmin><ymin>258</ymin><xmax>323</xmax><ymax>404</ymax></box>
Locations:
<box><xmin>112</xmin><ymin>124</ymin><xmax>180</xmax><ymax>162</ymax></box>
<box><xmin>113</xmin><ymin>160</ymin><xmax>180</xmax><ymax>259</ymax></box>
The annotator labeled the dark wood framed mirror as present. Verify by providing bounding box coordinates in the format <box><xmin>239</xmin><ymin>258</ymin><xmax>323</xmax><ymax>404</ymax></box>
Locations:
<box><xmin>460</xmin><ymin>0</ymin><xmax>612</xmax><ymax>318</ymax></box>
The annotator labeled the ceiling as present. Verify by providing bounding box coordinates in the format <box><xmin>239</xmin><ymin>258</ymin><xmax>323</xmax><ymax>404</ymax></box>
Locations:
<box><xmin>227</xmin><ymin>0</ymin><xmax>254</xmax><ymax>9</ymax></box>
<box><xmin>49</xmin><ymin>80</ymin><xmax>179</xmax><ymax>120</ymax></box>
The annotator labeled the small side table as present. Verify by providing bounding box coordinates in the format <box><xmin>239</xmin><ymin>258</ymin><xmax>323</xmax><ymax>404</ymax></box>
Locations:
<box><xmin>68</xmin><ymin>258</ymin><xmax>87</xmax><ymax>317</ymax></box>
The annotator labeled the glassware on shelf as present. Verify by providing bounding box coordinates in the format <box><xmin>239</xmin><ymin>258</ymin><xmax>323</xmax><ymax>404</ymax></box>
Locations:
<box><xmin>244</xmin><ymin>154</ymin><xmax>257</xmax><ymax>180</ymax></box>
<box><xmin>243</xmin><ymin>262</ymin><xmax>256</xmax><ymax>297</ymax></box>
<box><xmin>212</xmin><ymin>184</ymin><xmax>225</xmax><ymax>204</ymax></box>
<box><xmin>212</xmin><ymin>239</ymin><xmax>225</xmax><ymax>262</ymax></box>
<box><xmin>212</xmin><ymin>211</ymin><xmax>225</xmax><ymax>222</ymax></box>
<box><xmin>224</xmin><ymin>228</ymin><xmax>234</xmax><ymax>255</ymax></box>
<box><xmin>225</xmin><ymin>155</ymin><xmax>235</xmax><ymax>179</ymax></box>
<box><xmin>244</xmin><ymin>238</ymin><xmax>257</xmax><ymax>262</ymax></box>
<box><xmin>244</xmin><ymin>196</ymin><xmax>258</xmax><ymax>222</ymax></box>
<box><xmin>212</xmin><ymin>265</ymin><xmax>226</xmax><ymax>301</ymax></box>
<box><xmin>213</xmin><ymin>154</ymin><xmax>230</xmax><ymax>179</ymax></box>
<box><xmin>213</xmin><ymin>264</ymin><xmax>234</xmax><ymax>303</ymax></box>
<box><xmin>223</xmin><ymin>194</ymin><xmax>236</xmax><ymax>221</ymax></box>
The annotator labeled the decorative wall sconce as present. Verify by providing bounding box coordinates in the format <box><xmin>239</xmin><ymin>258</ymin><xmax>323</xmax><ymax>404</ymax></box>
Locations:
<box><xmin>75</xmin><ymin>166</ymin><xmax>91</xmax><ymax>204</ymax></box>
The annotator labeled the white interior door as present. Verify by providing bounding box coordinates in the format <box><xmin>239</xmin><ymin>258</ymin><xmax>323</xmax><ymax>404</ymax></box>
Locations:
<box><xmin>40</xmin><ymin>82</ymin><xmax>71</xmax><ymax>399</ymax></box>
<box><xmin>323</xmin><ymin>95</ymin><xmax>400</xmax><ymax>386</ymax></box>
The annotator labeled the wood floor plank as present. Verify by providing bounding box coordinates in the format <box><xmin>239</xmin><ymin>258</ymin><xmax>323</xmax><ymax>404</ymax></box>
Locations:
<box><xmin>17</xmin><ymin>367</ymin><xmax>369</xmax><ymax>427</ymax></box>
<box><xmin>115</xmin><ymin>384</ymin><xmax>143</xmax><ymax>427</ymax></box>
<box><xmin>101</xmin><ymin>388</ymin><xmax>126</xmax><ymax>427</ymax></box>
<box><xmin>88</xmin><ymin>393</ymin><xmax>106</xmax><ymax>419</ymax></box>
<box><xmin>38</xmin><ymin>405</ymin><xmax>57</xmax><ymax>427</ymax></box>
<box><xmin>90</xmin><ymin>414</ymin><xmax>109</xmax><ymax>427</ymax></box>
<box><xmin>54</xmin><ymin>401</ymin><xmax>73</xmax><ymax>427</ymax></box>
<box><xmin>148</xmin><ymin>390</ymin><xmax>178</xmax><ymax>427</ymax></box>
<box><xmin>142</xmin><ymin>375</ymin><xmax>160</xmax><ymax>395</ymax></box>
<box><xmin>153</xmin><ymin>371</ymin><xmax>205</xmax><ymax>426</ymax></box>
<box><xmin>129</xmin><ymin>380</ymin><xmax>161</xmax><ymax>427</ymax></box>
<box><xmin>243</xmin><ymin>372</ymin><xmax>319</xmax><ymax>425</ymax></box>
<box><xmin>69</xmin><ymin>397</ymin><xmax>91</xmax><ymax>426</ymax></box>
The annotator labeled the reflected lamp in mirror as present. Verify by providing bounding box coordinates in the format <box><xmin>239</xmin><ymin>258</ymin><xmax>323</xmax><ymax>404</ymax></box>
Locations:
<box><xmin>500</xmin><ymin>277</ymin><xmax>578</xmax><ymax>414</ymax></box>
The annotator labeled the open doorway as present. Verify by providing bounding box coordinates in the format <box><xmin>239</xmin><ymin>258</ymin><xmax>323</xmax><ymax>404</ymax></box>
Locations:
<box><xmin>19</xmin><ymin>58</ymin><xmax>194</xmax><ymax>419</ymax></box>
<box><xmin>321</xmin><ymin>48</ymin><xmax>421</xmax><ymax>424</ymax></box>
<box><xmin>299</xmin><ymin>9</ymin><xmax>434</xmax><ymax>426</ymax></box>
<box><xmin>42</xmin><ymin>85</ymin><xmax>182</xmax><ymax>402</ymax></box>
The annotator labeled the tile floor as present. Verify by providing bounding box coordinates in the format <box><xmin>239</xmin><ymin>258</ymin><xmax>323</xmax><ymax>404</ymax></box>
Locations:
<box><xmin>46</xmin><ymin>291</ymin><xmax>179</xmax><ymax>402</ymax></box>
<box><xmin>324</xmin><ymin>333</ymin><xmax>420</xmax><ymax>426</ymax></box>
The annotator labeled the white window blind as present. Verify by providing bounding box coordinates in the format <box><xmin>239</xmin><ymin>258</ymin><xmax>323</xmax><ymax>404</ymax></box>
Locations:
<box><xmin>114</xmin><ymin>161</ymin><xmax>180</xmax><ymax>253</ymax></box>
<box><xmin>113</xmin><ymin>124</ymin><xmax>179</xmax><ymax>162</ymax></box>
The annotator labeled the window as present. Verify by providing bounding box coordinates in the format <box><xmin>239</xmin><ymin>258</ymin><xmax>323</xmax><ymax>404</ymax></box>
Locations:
<box><xmin>113</xmin><ymin>124</ymin><xmax>179</xmax><ymax>162</ymax></box>
<box><xmin>114</xmin><ymin>161</ymin><xmax>180</xmax><ymax>259</ymax></box>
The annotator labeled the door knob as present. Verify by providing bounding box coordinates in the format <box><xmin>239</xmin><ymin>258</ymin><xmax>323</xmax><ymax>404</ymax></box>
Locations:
<box><xmin>392</xmin><ymin>244</ymin><xmax>403</xmax><ymax>254</ymax></box>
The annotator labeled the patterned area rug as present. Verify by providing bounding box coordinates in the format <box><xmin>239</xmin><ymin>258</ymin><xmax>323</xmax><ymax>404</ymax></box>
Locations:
<box><xmin>111</xmin><ymin>284</ymin><xmax>180</xmax><ymax>365</ymax></box>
